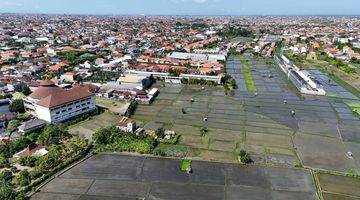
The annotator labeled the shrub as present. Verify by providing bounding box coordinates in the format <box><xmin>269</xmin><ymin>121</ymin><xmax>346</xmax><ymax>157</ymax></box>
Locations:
<box><xmin>18</xmin><ymin>156</ymin><xmax>37</xmax><ymax>167</ymax></box>
<box><xmin>0</xmin><ymin>170</ymin><xmax>13</xmax><ymax>183</ymax></box>
<box><xmin>9</xmin><ymin>99</ymin><xmax>25</xmax><ymax>113</ymax></box>
<box><xmin>239</xmin><ymin>150</ymin><xmax>253</xmax><ymax>164</ymax></box>
<box><xmin>16</xmin><ymin>170</ymin><xmax>31</xmax><ymax>187</ymax></box>
<box><xmin>93</xmin><ymin>126</ymin><xmax>157</xmax><ymax>154</ymax></box>
<box><xmin>0</xmin><ymin>184</ymin><xmax>16</xmax><ymax>200</ymax></box>
<box><xmin>162</xmin><ymin>135</ymin><xmax>180</xmax><ymax>145</ymax></box>
<box><xmin>200</xmin><ymin>127</ymin><xmax>208</xmax><ymax>137</ymax></box>
<box><xmin>0</xmin><ymin>156</ymin><xmax>9</xmax><ymax>168</ymax></box>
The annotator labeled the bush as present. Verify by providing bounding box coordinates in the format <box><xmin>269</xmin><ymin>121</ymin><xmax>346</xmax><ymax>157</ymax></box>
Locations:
<box><xmin>37</xmin><ymin>124</ymin><xmax>68</xmax><ymax>146</ymax></box>
<box><xmin>7</xmin><ymin>120</ymin><xmax>21</xmax><ymax>130</ymax></box>
<box><xmin>18</xmin><ymin>156</ymin><xmax>37</xmax><ymax>167</ymax></box>
<box><xmin>15</xmin><ymin>113</ymin><xmax>31</xmax><ymax>121</ymax></box>
<box><xmin>0</xmin><ymin>184</ymin><xmax>16</xmax><ymax>200</ymax></box>
<box><xmin>9</xmin><ymin>99</ymin><xmax>25</xmax><ymax>113</ymax></box>
<box><xmin>239</xmin><ymin>150</ymin><xmax>253</xmax><ymax>164</ymax></box>
<box><xmin>93</xmin><ymin>126</ymin><xmax>156</xmax><ymax>154</ymax></box>
<box><xmin>0</xmin><ymin>170</ymin><xmax>13</xmax><ymax>183</ymax></box>
<box><xmin>0</xmin><ymin>156</ymin><xmax>9</xmax><ymax>168</ymax></box>
<box><xmin>162</xmin><ymin>135</ymin><xmax>180</xmax><ymax>145</ymax></box>
<box><xmin>16</xmin><ymin>170</ymin><xmax>31</xmax><ymax>187</ymax></box>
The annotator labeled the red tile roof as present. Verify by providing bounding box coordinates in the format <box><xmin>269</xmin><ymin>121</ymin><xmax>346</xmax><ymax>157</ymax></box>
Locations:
<box><xmin>18</xmin><ymin>144</ymin><xmax>47</xmax><ymax>157</ymax></box>
<box><xmin>29</xmin><ymin>85</ymin><xmax>94</xmax><ymax>109</ymax></box>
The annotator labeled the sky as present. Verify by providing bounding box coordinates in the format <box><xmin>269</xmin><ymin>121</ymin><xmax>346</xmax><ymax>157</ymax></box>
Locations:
<box><xmin>0</xmin><ymin>0</ymin><xmax>359</xmax><ymax>16</ymax></box>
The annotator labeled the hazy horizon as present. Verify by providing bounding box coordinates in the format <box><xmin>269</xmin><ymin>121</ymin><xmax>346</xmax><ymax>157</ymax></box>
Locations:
<box><xmin>0</xmin><ymin>0</ymin><xmax>359</xmax><ymax>16</ymax></box>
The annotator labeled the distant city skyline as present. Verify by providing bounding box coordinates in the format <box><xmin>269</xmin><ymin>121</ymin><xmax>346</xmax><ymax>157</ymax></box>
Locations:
<box><xmin>0</xmin><ymin>0</ymin><xmax>359</xmax><ymax>16</ymax></box>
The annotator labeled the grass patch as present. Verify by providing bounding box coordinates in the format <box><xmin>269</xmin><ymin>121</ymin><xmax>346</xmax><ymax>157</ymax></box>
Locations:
<box><xmin>344</xmin><ymin>101</ymin><xmax>360</xmax><ymax>118</ymax></box>
<box><xmin>95</xmin><ymin>97</ymin><xmax>125</xmax><ymax>109</ymax></box>
<box><xmin>240</xmin><ymin>56</ymin><xmax>257</xmax><ymax>92</ymax></box>
<box><xmin>181</xmin><ymin>159</ymin><xmax>191</xmax><ymax>171</ymax></box>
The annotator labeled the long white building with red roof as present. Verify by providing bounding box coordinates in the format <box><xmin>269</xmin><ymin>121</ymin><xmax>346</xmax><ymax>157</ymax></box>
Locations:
<box><xmin>24</xmin><ymin>80</ymin><xmax>96</xmax><ymax>123</ymax></box>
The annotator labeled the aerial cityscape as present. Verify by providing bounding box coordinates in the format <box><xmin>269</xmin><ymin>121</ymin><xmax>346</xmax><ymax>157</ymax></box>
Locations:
<box><xmin>0</xmin><ymin>0</ymin><xmax>359</xmax><ymax>200</ymax></box>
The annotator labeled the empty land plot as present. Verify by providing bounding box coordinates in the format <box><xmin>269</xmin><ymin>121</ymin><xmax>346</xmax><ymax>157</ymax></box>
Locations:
<box><xmin>32</xmin><ymin>154</ymin><xmax>317</xmax><ymax>200</ymax></box>
<box><xmin>317</xmin><ymin>172</ymin><xmax>360</xmax><ymax>200</ymax></box>
<box><xmin>68</xmin><ymin>112</ymin><xmax>122</xmax><ymax>140</ymax></box>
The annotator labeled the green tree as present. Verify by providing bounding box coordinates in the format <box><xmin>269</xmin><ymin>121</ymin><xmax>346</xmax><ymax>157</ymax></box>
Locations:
<box><xmin>11</xmin><ymin>137</ymin><xmax>31</xmax><ymax>155</ymax></box>
<box><xmin>15</xmin><ymin>170</ymin><xmax>30</xmax><ymax>187</ymax></box>
<box><xmin>62</xmin><ymin>51</ymin><xmax>78</xmax><ymax>63</ymax></box>
<box><xmin>9</xmin><ymin>99</ymin><xmax>25</xmax><ymax>113</ymax></box>
<box><xmin>0</xmin><ymin>184</ymin><xmax>16</xmax><ymax>200</ymax></box>
<box><xmin>0</xmin><ymin>170</ymin><xmax>13</xmax><ymax>183</ymax></box>
<box><xmin>37</xmin><ymin>124</ymin><xmax>68</xmax><ymax>146</ymax></box>
<box><xmin>18</xmin><ymin>156</ymin><xmax>37</xmax><ymax>167</ymax></box>
<box><xmin>7</xmin><ymin>120</ymin><xmax>21</xmax><ymax>130</ymax></box>
<box><xmin>65</xmin><ymin>135</ymin><xmax>88</xmax><ymax>154</ymax></box>
<box><xmin>36</xmin><ymin>145</ymin><xmax>62</xmax><ymax>171</ymax></box>
<box><xmin>20</xmin><ymin>84</ymin><xmax>31</xmax><ymax>96</ymax></box>
<box><xmin>239</xmin><ymin>150</ymin><xmax>252</xmax><ymax>164</ymax></box>
<box><xmin>93</xmin><ymin>127</ymin><xmax>111</xmax><ymax>145</ymax></box>
<box><xmin>0</xmin><ymin>156</ymin><xmax>8</xmax><ymax>168</ymax></box>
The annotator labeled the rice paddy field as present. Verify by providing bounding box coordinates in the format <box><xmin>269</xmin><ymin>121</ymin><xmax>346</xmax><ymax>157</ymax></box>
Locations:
<box><xmin>36</xmin><ymin>54</ymin><xmax>360</xmax><ymax>200</ymax></box>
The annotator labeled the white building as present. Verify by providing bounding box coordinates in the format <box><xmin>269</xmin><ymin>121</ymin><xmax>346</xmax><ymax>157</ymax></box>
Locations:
<box><xmin>167</xmin><ymin>52</ymin><xmax>226</xmax><ymax>62</ymax></box>
<box><xmin>24</xmin><ymin>81</ymin><xmax>96</xmax><ymax>123</ymax></box>
<box><xmin>116</xmin><ymin>117</ymin><xmax>137</xmax><ymax>133</ymax></box>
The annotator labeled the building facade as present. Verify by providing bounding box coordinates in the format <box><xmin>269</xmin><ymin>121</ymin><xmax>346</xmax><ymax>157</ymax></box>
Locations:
<box><xmin>24</xmin><ymin>81</ymin><xmax>96</xmax><ymax>123</ymax></box>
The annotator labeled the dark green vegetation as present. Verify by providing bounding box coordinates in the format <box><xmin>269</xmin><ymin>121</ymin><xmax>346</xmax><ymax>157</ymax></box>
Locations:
<box><xmin>239</xmin><ymin>150</ymin><xmax>252</xmax><ymax>164</ymax></box>
<box><xmin>218</xmin><ymin>28</ymin><xmax>254</xmax><ymax>39</ymax></box>
<box><xmin>15</xmin><ymin>83</ymin><xmax>32</xmax><ymax>96</ymax></box>
<box><xmin>61</xmin><ymin>51</ymin><xmax>98</xmax><ymax>66</ymax></box>
<box><xmin>221</xmin><ymin>74</ymin><xmax>238</xmax><ymax>90</ymax></box>
<box><xmin>9</xmin><ymin>99</ymin><xmax>25</xmax><ymax>113</ymax></box>
<box><xmin>93</xmin><ymin>126</ymin><xmax>156</xmax><ymax>154</ymax></box>
<box><xmin>316</xmin><ymin>51</ymin><xmax>356</xmax><ymax>74</ymax></box>
<box><xmin>0</xmin><ymin>124</ymin><xmax>90</xmax><ymax>200</ymax></box>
